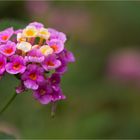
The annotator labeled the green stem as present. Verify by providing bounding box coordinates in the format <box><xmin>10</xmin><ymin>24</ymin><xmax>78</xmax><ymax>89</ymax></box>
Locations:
<box><xmin>0</xmin><ymin>92</ymin><xmax>17</xmax><ymax>115</ymax></box>
<box><xmin>51</xmin><ymin>102</ymin><xmax>57</xmax><ymax>118</ymax></box>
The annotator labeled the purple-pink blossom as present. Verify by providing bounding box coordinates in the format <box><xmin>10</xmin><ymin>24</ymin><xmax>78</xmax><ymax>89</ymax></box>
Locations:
<box><xmin>25</xmin><ymin>49</ymin><xmax>44</xmax><ymax>63</ymax></box>
<box><xmin>21</xmin><ymin>64</ymin><xmax>45</xmax><ymax>90</ymax></box>
<box><xmin>42</xmin><ymin>54</ymin><xmax>61</xmax><ymax>71</ymax></box>
<box><xmin>0</xmin><ymin>27</ymin><xmax>14</xmax><ymax>43</ymax></box>
<box><xmin>6</xmin><ymin>55</ymin><xmax>26</xmax><ymax>74</ymax></box>
<box><xmin>0</xmin><ymin>41</ymin><xmax>16</xmax><ymax>56</ymax></box>
<box><xmin>48</xmin><ymin>28</ymin><xmax>67</xmax><ymax>43</ymax></box>
<box><xmin>47</xmin><ymin>39</ymin><xmax>64</xmax><ymax>54</ymax></box>
<box><xmin>33</xmin><ymin>80</ymin><xmax>65</xmax><ymax>105</ymax></box>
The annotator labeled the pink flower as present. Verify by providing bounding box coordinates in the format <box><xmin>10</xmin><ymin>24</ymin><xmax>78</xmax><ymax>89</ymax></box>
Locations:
<box><xmin>33</xmin><ymin>80</ymin><xmax>66</xmax><ymax>105</ymax></box>
<box><xmin>48</xmin><ymin>28</ymin><xmax>67</xmax><ymax>43</ymax></box>
<box><xmin>0</xmin><ymin>41</ymin><xmax>16</xmax><ymax>56</ymax></box>
<box><xmin>21</xmin><ymin>64</ymin><xmax>45</xmax><ymax>90</ymax></box>
<box><xmin>28</xmin><ymin>22</ymin><xmax>44</xmax><ymax>29</ymax></box>
<box><xmin>25</xmin><ymin>49</ymin><xmax>44</xmax><ymax>63</ymax></box>
<box><xmin>47</xmin><ymin>39</ymin><xmax>64</xmax><ymax>54</ymax></box>
<box><xmin>107</xmin><ymin>50</ymin><xmax>140</xmax><ymax>81</ymax></box>
<box><xmin>42</xmin><ymin>54</ymin><xmax>61</xmax><ymax>71</ymax></box>
<box><xmin>58</xmin><ymin>49</ymin><xmax>75</xmax><ymax>63</ymax></box>
<box><xmin>0</xmin><ymin>27</ymin><xmax>14</xmax><ymax>43</ymax></box>
<box><xmin>0</xmin><ymin>54</ymin><xmax>6</xmax><ymax>75</ymax></box>
<box><xmin>6</xmin><ymin>55</ymin><xmax>26</xmax><ymax>74</ymax></box>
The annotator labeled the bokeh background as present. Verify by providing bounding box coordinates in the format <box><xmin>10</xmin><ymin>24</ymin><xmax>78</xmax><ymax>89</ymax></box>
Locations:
<box><xmin>0</xmin><ymin>1</ymin><xmax>140</xmax><ymax>139</ymax></box>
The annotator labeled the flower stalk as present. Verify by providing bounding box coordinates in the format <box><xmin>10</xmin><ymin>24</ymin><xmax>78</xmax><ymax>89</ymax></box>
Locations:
<box><xmin>51</xmin><ymin>102</ymin><xmax>57</xmax><ymax>118</ymax></box>
<box><xmin>0</xmin><ymin>92</ymin><xmax>17</xmax><ymax>115</ymax></box>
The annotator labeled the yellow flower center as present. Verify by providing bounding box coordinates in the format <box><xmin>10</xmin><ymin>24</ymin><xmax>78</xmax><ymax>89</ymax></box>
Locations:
<box><xmin>23</xmin><ymin>26</ymin><xmax>37</xmax><ymax>38</ymax></box>
<box><xmin>26</xmin><ymin>29</ymin><xmax>34</xmax><ymax>36</ymax></box>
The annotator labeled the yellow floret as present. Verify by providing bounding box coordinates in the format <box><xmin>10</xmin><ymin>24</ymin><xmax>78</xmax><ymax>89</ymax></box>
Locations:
<box><xmin>38</xmin><ymin>28</ymin><xmax>50</xmax><ymax>40</ymax></box>
<box><xmin>40</xmin><ymin>45</ymin><xmax>53</xmax><ymax>56</ymax></box>
<box><xmin>23</xmin><ymin>26</ymin><xmax>38</xmax><ymax>38</ymax></box>
<box><xmin>17</xmin><ymin>41</ymin><xmax>32</xmax><ymax>53</ymax></box>
<box><xmin>17</xmin><ymin>33</ymin><xmax>26</xmax><ymax>42</ymax></box>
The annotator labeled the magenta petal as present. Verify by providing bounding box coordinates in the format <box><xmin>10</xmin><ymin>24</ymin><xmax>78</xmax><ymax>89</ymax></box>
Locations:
<box><xmin>0</xmin><ymin>54</ymin><xmax>6</xmax><ymax>75</ymax></box>
<box><xmin>16</xmin><ymin>83</ymin><xmax>25</xmax><ymax>94</ymax></box>
<box><xmin>38</xmin><ymin>95</ymin><xmax>51</xmax><ymax>104</ymax></box>
<box><xmin>25</xmin><ymin>49</ymin><xmax>44</xmax><ymax>63</ymax></box>
<box><xmin>65</xmin><ymin>51</ymin><xmax>75</xmax><ymax>62</ymax></box>
<box><xmin>14</xmin><ymin>29</ymin><xmax>23</xmax><ymax>34</ymax></box>
<box><xmin>29</xmin><ymin>22</ymin><xmax>44</xmax><ymax>29</ymax></box>
<box><xmin>6</xmin><ymin>63</ymin><xmax>26</xmax><ymax>74</ymax></box>
<box><xmin>24</xmin><ymin>80</ymin><xmax>38</xmax><ymax>90</ymax></box>
<box><xmin>56</xmin><ymin>61</ymin><xmax>68</xmax><ymax>74</ymax></box>
<box><xmin>42</xmin><ymin>54</ymin><xmax>61</xmax><ymax>71</ymax></box>
<box><xmin>33</xmin><ymin>92</ymin><xmax>40</xmax><ymax>99</ymax></box>
<box><xmin>48</xmin><ymin>28</ymin><xmax>67</xmax><ymax>43</ymax></box>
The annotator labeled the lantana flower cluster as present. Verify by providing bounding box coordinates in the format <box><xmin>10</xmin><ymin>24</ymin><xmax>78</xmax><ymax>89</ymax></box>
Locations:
<box><xmin>0</xmin><ymin>22</ymin><xmax>75</xmax><ymax>105</ymax></box>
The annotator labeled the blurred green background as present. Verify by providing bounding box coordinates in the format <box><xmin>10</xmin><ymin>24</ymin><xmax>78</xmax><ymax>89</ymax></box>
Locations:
<box><xmin>0</xmin><ymin>1</ymin><xmax>140</xmax><ymax>139</ymax></box>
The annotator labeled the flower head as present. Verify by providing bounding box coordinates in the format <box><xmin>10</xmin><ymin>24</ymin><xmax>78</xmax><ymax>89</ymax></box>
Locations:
<box><xmin>0</xmin><ymin>21</ymin><xmax>75</xmax><ymax>108</ymax></box>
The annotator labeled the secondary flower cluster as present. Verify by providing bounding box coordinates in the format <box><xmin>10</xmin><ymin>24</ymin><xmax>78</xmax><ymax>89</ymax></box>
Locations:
<box><xmin>0</xmin><ymin>22</ymin><xmax>75</xmax><ymax>105</ymax></box>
